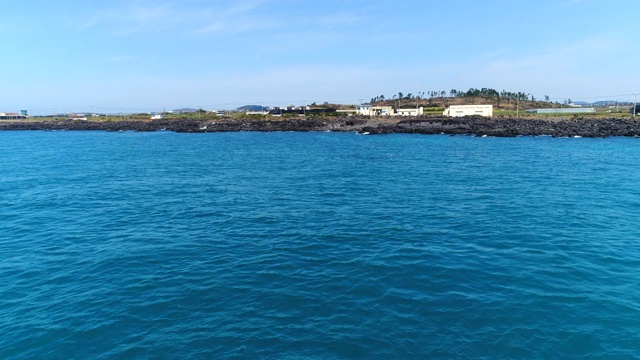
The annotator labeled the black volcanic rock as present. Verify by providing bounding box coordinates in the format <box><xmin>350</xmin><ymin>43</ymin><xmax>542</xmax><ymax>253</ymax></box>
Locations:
<box><xmin>2</xmin><ymin>116</ymin><xmax>640</xmax><ymax>138</ymax></box>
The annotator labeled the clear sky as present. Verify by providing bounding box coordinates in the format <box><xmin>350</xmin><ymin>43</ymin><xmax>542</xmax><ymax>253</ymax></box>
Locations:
<box><xmin>2</xmin><ymin>0</ymin><xmax>639</xmax><ymax>113</ymax></box>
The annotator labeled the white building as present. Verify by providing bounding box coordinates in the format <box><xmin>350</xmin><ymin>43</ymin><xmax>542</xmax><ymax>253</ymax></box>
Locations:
<box><xmin>356</xmin><ymin>104</ymin><xmax>392</xmax><ymax>116</ymax></box>
<box><xmin>356</xmin><ymin>104</ymin><xmax>422</xmax><ymax>116</ymax></box>
<box><xmin>396</xmin><ymin>107</ymin><xmax>424</xmax><ymax>116</ymax></box>
<box><xmin>443</xmin><ymin>105</ymin><xmax>493</xmax><ymax>117</ymax></box>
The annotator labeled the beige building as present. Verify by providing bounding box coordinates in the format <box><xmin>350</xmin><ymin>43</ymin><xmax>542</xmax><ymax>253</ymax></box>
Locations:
<box><xmin>443</xmin><ymin>105</ymin><xmax>493</xmax><ymax>117</ymax></box>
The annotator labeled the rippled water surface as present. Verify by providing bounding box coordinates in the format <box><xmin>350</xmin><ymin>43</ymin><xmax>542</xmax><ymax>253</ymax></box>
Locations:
<box><xmin>1</xmin><ymin>131</ymin><xmax>639</xmax><ymax>359</ymax></box>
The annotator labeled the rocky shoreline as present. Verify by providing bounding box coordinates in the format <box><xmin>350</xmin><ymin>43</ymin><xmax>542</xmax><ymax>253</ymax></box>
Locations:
<box><xmin>1</xmin><ymin>116</ymin><xmax>640</xmax><ymax>137</ymax></box>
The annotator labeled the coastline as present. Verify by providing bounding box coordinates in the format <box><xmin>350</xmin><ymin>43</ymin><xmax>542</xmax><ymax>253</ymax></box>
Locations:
<box><xmin>1</xmin><ymin>116</ymin><xmax>640</xmax><ymax>137</ymax></box>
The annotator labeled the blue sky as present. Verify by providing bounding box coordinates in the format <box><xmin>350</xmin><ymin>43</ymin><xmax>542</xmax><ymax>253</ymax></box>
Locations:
<box><xmin>2</xmin><ymin>0</ymin><xmax>639</xmax><ymax>113</ymax></box>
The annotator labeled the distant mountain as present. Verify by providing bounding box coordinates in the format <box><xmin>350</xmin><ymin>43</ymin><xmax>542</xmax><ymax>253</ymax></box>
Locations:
<box><xmin>172</xmin><ymin>108</ymin><xmax>199</xmax><ymax>113</ymax></box>
<box><xmin>237</xmin><ymin>105</ymin><xmax>268</xmax><ymax>111</ymax></box>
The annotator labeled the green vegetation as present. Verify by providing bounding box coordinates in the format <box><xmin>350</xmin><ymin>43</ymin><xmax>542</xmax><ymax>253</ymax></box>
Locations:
<box><xmin>423</xmin><ymin>107</ymin><xmax>445</xmax><ymax>115</ymax></box>
<box><xmin>370</xmin><ymin>87</ymin><xmax>552</xmax><ymax>109</ymax></box>
<box><xmin>368</xmin><ymin>87</ymin><xmax>638</xmax><ymax>119</ymax></box>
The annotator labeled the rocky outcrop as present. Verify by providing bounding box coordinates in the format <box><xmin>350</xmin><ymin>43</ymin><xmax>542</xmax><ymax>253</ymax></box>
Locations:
<box><xmin>1</xmin><ymin>116</ymin><xmax>640</xmax><ymax>137</ymax></box>
<box><xmin>361</xmin><ymin>116</ymin><xmax>640</xmax><ymax>137</ymax></box>
<box><xmin>0</xmin><ymin>118</ymin><xmax>368</xmax><ymax>133</ymax></box>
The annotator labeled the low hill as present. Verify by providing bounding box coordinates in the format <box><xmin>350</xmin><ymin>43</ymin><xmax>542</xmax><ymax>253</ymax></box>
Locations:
<box><xmin>369</xmin><ymin>96</ymin><xmax>559</xmax><ymax>111</ymax></box>
<box><xmin>237</xmin><ymin>105</ymin><xmax>268</xmax><ymax>111</ymax></box>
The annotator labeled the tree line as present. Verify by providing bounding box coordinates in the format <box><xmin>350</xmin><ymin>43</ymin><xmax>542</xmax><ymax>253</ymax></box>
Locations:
<box><xmin>371</xmin><ymin>88</ymin><xmax>552</xmax><ymax>106</ymax></box>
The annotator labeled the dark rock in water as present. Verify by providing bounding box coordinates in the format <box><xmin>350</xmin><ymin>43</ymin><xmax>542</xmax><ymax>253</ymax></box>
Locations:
<box><xmin>2</xmin><ymin>116</ymin><xmax>640</xmax><ymax>138</ymax></box>
<box><xmin>388</xmin><ymin>116</ymin><xmax>640</xmax><ymax>138</ymax></box>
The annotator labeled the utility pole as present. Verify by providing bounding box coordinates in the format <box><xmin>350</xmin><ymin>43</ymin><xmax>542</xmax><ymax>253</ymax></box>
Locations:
<box><xmin>634</xmin><ymin>93</ymin><xmax>637</xmax><ymax>116</ymax></box>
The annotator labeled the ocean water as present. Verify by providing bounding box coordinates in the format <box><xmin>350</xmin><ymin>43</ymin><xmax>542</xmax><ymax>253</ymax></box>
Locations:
<box><xmin>1</xmin><ymin>131</ymin><xmax>639</xmax><ymax>359</ymax></box>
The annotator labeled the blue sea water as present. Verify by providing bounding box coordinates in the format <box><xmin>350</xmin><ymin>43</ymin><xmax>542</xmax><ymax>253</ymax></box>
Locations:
<box><xmin>1</xmin><ymin>131</ymin><xmax>639</xmax><ymax>359</ymax></box>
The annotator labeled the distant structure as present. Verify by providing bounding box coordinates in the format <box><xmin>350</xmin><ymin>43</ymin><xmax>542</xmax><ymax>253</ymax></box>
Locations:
<box><xmin>238</xmin><ymin>104</ymin><xmax>269</xmax><ymax>115</ymax></box>
<box><xmin>355</xmin><ymin>104</ymin><xmax>423</xmax><ymax>116</ymax></box>
<box><xmin>245</xmin><ymin>110</ymin><xmax>269</xmax><ymax>115</ymax></box>
<box><xmin>356</xmin><ymin>104</ymin><xmax>393</xmax><ymax>116</ymax></box>
<box><xmin>268</xmin><ymin>106</ymin><xmax>336</xmax><ymax>116</ymax></box>
<box><xmin>525</xmin><ymin>108</ymin><xmax>595</xmax><ymax>114</ymax></box>
<box><xmin>150</xmin><ymin>114</ymin><xmax>163</xmax><ymax>120</ymax></box>
<box><xmin>0</xmin><ymin>112</ymin><xmax>27</xmax><ymax>120</ymax></box>
<box><xmin>443</xmin><ymin>105</ymin><xmax>493</xmax><ymax>117</ymax></box>
<box><xmin>238</xmin><ymin>105</ymin><xmax>269</xmax><ymax>114</ymax></box>
<box><xmin>68</xmin><ymin>113</ymin><xmax>88</xmax><ymax>121</ymax></box>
